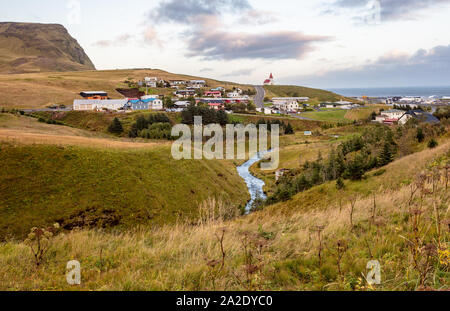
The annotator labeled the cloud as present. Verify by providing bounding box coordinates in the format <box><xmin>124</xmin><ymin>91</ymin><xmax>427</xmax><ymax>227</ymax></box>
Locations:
<box><xmin>327</xmin><ymin>0</ymin><xmax>450</xmax><ymax>21</ymax></box>
<box><xmin>151</xmin><ymin>0</ymin><xmax>251</xmax><ymax>24</ymax></box>
<box><xmin>222</xmin><ymin>68</ymin><xmax>255</xmax><ymax>77</ymax></box>
<box><xmin>282</xmin><ymin>44</ymin><xmax>450</xmax><ymax>88</ymax></box>
<box><xmin>238</xmin><ymin>9</ymin><xmax>279</xmax><ymax>25</ymax></box>
<box><xmin>93</xmin><ymin>34</ymin><xmax>133</xmax><ymax>47</ymax></box>
<box><xmin>149</xmin><ymin>0</ymin><xmax>329</xmax><ymax>61</ymax></box>
<box><xmin>186</xmin><ymin>22</ymin><xmax>331</xmax><ymax>60</ymax></box>
<box><xmin>143</xmin><ymin>27</ymin><xmax>164</xmax><ymax>47</ymax></box>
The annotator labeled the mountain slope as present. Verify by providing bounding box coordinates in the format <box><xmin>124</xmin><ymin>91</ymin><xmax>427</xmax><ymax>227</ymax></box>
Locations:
<box><xmin>0</xmin><ymin>22</ymin><xmax>95</xmax><ymax>74</ymax></box>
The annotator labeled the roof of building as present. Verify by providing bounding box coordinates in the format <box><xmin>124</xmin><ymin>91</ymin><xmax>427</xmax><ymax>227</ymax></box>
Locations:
<box><xmin>74</xmin><ymin>99</ymin><xmax>127</xmax><ymax>105</ymax></box>
<box><xmin>174</xmin><ymin>101</ymin><xmax>190</xmax><ymax>106</ymax></box>
<box><xmin>384</xmin><ymin>109</ymin><xmax>404</xmax><ymax>113</ymax></box>
<box><xmin>269</xmin><ymin>73</ymin><xmax>273</xmax><ymax>79</ymax></box>
<box><xmin>80</xmin><ymin>91</ymin><xmax>107</xmax><ymax>96</ymax></box>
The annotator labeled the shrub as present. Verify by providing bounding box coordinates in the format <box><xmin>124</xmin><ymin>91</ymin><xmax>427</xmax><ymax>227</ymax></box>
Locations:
<box><xmin>108</xmin><ymin>117</ymin><xmax>124</xmax><ymax>134</ymax></box>
<box><xmin>428</xmin><ymin>139</ymin><xmax>438</xmax><ymax>149</ymax></box>
<box><xmin>24</xmin><ymin>223</ymin><xmax>60</xmax><ymax>266</ymax></box>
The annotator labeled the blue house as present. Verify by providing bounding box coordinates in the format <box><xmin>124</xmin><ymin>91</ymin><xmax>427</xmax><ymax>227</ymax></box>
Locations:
<box><xmin>129</xmin><ymin>99</ymin><xmax>149</xmax><ymax>111</ymax></box>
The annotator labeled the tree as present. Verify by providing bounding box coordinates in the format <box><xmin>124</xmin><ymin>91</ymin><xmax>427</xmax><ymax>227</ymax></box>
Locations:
<box><xmin>285</xmin><ymin>123</ymin><xmax>294</xmax><ymax>135</ymax></box>
<box><xmin>345</xmin><ymin>155</ymin><xmax>365</xmax><ymax>180</ymax></box>
<box><xmin>163</xmin><ymin>97</ymin><xmax>174</xmax><ymax>108</ymax></box>
<box><xmin>378</xmin><ymin>142</ymin><xmax>394</xmax><ymax>166</ymax></box>
<box><xmin>108</xmin><ymin>117</ymin><xmax>123</xmax><ymax>135</ymax></box>
<box><xmin>416</xmin><ymin>128</ymin><xmax>425</xmax><ymax>143</ymax></box>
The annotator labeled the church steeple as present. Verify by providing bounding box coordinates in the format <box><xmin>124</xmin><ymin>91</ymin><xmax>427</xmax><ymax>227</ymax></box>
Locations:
<box><xmin>269</xmin><ymin>73</ymin><xmax>273</xmax><ymax>79</ymax></box>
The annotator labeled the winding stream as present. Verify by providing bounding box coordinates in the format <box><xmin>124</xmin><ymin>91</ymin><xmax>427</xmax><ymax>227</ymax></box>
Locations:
<box><xmin>237</xmin><ymin>150</ymin><xmax>271</xmax><ymax>214</ymax></box>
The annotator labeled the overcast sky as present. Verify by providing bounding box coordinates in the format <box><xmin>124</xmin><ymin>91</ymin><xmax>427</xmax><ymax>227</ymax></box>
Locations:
<box><xmin>1</xmin><ymin>0</ymin><xmax>450</xmax><ymax>88</ymax></box>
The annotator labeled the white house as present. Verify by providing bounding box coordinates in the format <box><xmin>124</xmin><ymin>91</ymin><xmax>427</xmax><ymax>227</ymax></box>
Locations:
<box><xmin>145</xmin><ymin>98</ymin><xmax>163</xmax><ymax>110</ymax></box>
<box><xmin>73</xmin><ymin>99</ymin><xmax>128</xmax><ymax>111</ymax></box>
<box><xmin>272</xmin><ymin>97</ymin><xmax>309</xmax><ymax>112</ymax></box>
<box><xmin>169</xmin><ymin>80</ymin><xmax>187</xmax><ymax>87</ymax></box>
<box><xmin>227</xmin><ymin>92</ymin><xmax>241</xmax><ymax>98</ymax></box>
<box><xmin>189</xmin><ymin>80</ymin><xmax>206</xmax><ymax>88</ymax></box>
<box><xmin>272</xmin><ymin>97</ymin><xmax>309</xmax><ymax>106</ymax></box>
<box><xmin>382</xmin><ymin>109</ymin><xmax>405</xmax><ymax>120</ymax></box>
<box><xmin>141</xmin><ymin>95</ymin><xmax>159</xmax><ymax>100</ymax></box>
<box><xmin>144</xmin><ymin>77</ymin><xmax>158</xmax><ymax>87</ymax></box>
<box><xmin>264</xmin><ymin>108</ymin><xmax>273</xmax><ymax>115</ymax></box>
<box><xmin>174</xmin><ymin>101</ymin><xmax>190</xmax><ymax>109</ymax></box>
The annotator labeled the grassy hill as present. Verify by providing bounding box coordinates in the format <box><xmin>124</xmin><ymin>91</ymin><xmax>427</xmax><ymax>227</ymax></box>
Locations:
<box><xmin>0</xmin><ymin>142</ymin><xmax>447</xmax><ymax>290</ymax></box>
<box><xmin>0</xmin><ymin>22</ymin><xmax>95</xmax><ymax>74</ymax></box>
<box><xmin>264</xmin><ymin>85</ymin><xmax>353</xmax><ymax>103</ymax></box>
<box><xmin>0</xmin><ymin>69</ymin><xmax>251</xmax><ymax>109</ymax></box>
<box><xmin>0</xmin><ymin>142</ymin><xmax>248</xmax><ymax>240</ymax></box>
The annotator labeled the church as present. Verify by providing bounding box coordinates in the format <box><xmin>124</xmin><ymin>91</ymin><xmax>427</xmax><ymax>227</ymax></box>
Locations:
<box><xmin>263</xmin><ymin>73</ymin><xmax>274</xmax><ymax>85</ymax></box>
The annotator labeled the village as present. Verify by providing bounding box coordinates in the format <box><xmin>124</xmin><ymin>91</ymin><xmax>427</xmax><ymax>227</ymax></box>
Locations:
<box><xmin>70</xmin><ymin>73</ymin><xmax>373</xmax><ymax>116</ymax></box>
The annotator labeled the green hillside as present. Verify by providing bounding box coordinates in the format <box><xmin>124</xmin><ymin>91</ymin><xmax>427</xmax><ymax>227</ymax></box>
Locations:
<box><xmin>0</xmin><ymin>143</ymin><xmax>248</xmax><ymax>240</ymax></box>
<box><xmin>264</xmin><ymin>85</ymin><xmax>353</xmax><ymax>103</ymax></box>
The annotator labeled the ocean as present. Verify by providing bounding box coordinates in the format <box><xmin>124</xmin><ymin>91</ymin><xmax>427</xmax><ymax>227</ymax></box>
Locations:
<box><xmin>328</xmin><ymin>86</ymin><xmax>450</xmax><ymax>98</ymax></box>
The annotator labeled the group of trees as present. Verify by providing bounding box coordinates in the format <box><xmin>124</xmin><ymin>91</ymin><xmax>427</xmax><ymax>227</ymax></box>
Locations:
<box><xmin>128</xmin><ymin>113</ymin><xmax>174</xmax><ymax>140</ymax></box>
<box><xmin>267</xmin><ymin>126</ymin><xmax>400</xmax><ymax>204</ymax></box>
<box><xmin>181</xmin><ymin>106</ymin><xmax>229</xmax><ymax>125</ymax></box>
<box><xmin>224</xmin><ymin>102</ymin><xmax>256</xmax><ymax>113</ymax></box>
<box><xmin>255</xmin><ymin>119</ymin><xmax>294</xmax><ymax>135</ymax></box>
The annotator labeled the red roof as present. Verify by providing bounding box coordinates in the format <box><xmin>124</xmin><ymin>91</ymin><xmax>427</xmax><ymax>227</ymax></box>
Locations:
<box><xmin>269</xmin><ymin>73</ymin><xmax>273</xmax><ymax>79</ymax></box>
<box><xmin>264</xmin><ymin>79</ymin><xmax>271</xmax><ymax>83</ymax></box>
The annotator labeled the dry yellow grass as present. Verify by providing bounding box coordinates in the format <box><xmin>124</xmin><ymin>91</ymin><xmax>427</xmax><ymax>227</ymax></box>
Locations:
<box><xmin>0</xmin><ymin>163</ymin><xmax>447</xmax><ymax>290</ymax></box>
<box><xmin>0</xmin><ymin>69</ymin><xmax>250</xmax><ymax>109</ymax></box>
<box><xmin>0</xmin><ymin>129</ymin><xmax>167</xmax><ymax>149</ymax></box>
<box><xmin>0</xmin><ymin>114</ymin><xmax>166</xmax><ymax>149</ymax></box>
<box><xmin>344</xmin><ymin>105</ymin><xmax>389</xmax><ymax>121</ymax></box>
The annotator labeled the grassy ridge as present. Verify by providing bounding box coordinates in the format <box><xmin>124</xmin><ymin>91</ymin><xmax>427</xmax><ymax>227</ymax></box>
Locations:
<box><xmin>0</xmin><ymin>143</ymin><xmax>249</xmax><ymax>240</ymax></box>
<box><xmin>264</xmin><ymin>85</ymin><xmax>351</xmax><ymax>103</ymax></box>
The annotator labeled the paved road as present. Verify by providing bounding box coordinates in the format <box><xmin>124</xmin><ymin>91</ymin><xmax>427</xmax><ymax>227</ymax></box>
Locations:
<box><xmin>254</xmin><ymin>85</ymin><xmax>265</xmax><ymax>109</ymax></box>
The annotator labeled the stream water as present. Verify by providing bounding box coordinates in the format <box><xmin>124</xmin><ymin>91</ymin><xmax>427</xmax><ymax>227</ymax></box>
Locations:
<box><xmin>236</xmin><ymin>150</ymin><xmax>271</xmax><ymax>214</ymax></box>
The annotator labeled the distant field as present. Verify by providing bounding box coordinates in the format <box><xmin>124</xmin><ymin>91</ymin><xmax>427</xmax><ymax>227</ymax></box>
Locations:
<box><xmin>0</xmin><ymin>69</ymin><xmax>251</xmax><ymax>109</ymax></box>
<box><xmin>299</xmin><ymin>110</ymin><xmax>351</xmax><ymax>122</ymax></box>
<box><xmin>344</xmin><ymin>105</ymin><xmax>388</xmax><ymax>121</ymax></box>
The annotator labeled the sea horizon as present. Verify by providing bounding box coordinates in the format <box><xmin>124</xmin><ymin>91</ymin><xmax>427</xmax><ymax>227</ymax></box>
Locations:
<box><xmin>327</xmin><ymin>86</ymin><xmax>450</xmax><ymax>98</ymax></box>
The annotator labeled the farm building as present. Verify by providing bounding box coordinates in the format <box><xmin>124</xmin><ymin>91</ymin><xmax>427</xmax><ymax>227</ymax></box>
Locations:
<box><xmin>80</xmin><ymin>91</ymin><xmax>108</xmax><ymax>100</ymax></box>
<box><xmin>73</xmin><ymin>99</ymin><xmax>128</xmax><ymax>111</ymax></box>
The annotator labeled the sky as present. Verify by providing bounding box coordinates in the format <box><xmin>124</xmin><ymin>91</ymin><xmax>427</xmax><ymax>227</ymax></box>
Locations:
<box><xmin>1</xmin><ymin>0</ymin><xmax>450</xmax><ymax>88</ymax></box>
